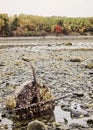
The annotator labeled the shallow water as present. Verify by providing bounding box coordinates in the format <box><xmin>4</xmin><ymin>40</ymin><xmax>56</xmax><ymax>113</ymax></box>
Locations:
<box><xmin>54</xmin><ymin>105</ymin><xmax>93</xmax><ymax>127</ymax></box>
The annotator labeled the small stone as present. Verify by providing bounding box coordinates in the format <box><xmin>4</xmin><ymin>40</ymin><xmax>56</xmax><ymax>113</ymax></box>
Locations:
<box><xmin>14</xmin><ymin>61</ymin><xmax>21</xmax><ymax>66</ymax></box>
<box><xmin>4</xmin><ymin>125</ymin><xmax>8</xmax><ymax>129</ymax></box>
<box><xmin>1</xmin><ymin>113</ymin><xmax>7</xmax><ymax>118</ymax></box>
<box><xmin>0</xmin><ymin>62</ymin><xmax>6</xmax><ymax>66</ymax></box>
<box><xmin>70</xmin><ymin>109</ymin><xmax>89</xmax><ymax>118</ymax></box>
<box><xmin>90</xmin><ymin>95</ymin><xmax>93</xmax><ymax>99</ymax></box>
<box><xmin>27</xmin><ymin>120</ymin><xmax>47</xmax><ymax>130</ymax></box>
<box><xmin>0</xmin><ymin>125</ymin><xmax>5</xmax><ymax>130</ymax></box>
<box><xmin>89</xmin><ymin>71</ymin><xmax>93</xmax><ymax>75</ymax></box>
<box><xmin>48</xmin><ymin>44</ymin><xmax>52</xmax><ymax>47</ymax></box>
<box><xmin>81</xmin><ymin>59</ymin><xmax>93</xmax><ymax>69</ymax></box>
<box><xmin>70</xmin><ymin>56</ymin><xmax>83</xmax><ymax>62</ymax></box>
<box><xmin>73</xmin><ymin>92</ymin><xmax>84</xmax><ymax>97</ymax></box>
<box><xmin>52</xmin><ymin>122</ymin><xmax>61</xmax><ymax>128</ymax></box>
<box><xmin>65</xmin><ymin>42</ymin><xmax>72</xmax><ymax>46</ymax></box>
<box><xmin>69</xmin><ymin>123</ymin><xmax>82</xmax><ymax>128</ymax></box>
<box><xmin>87</xmin><ymin>119</ymin><xmax>93</xmax><ymax>128</ymax></box>
<box><xmin>56</xmin><ymin>125</ymin><xmax>70</xmax><ymax>130</ymax></box>
<box><xmin>22</xmin><ymin>56</ymin><xmax>31</xmax><ymax>62</ymax></box>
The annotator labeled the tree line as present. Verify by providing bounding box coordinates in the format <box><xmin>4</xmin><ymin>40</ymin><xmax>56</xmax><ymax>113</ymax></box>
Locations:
<box><xmin>0</xmin><ymin>13</ymin><xmax>93</xmax><ymax>37</ymax></box>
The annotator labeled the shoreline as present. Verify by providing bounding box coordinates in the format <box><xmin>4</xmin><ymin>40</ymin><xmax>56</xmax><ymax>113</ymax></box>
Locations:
<box><xmin>0</xmin><ymin>36</ymin><xmax>93</xmax><ymax>49</ymax></box>
<box><xmin>0</xmin><ymin>35</ymin><xmax>93</xmax><ymax>40</ymax></box>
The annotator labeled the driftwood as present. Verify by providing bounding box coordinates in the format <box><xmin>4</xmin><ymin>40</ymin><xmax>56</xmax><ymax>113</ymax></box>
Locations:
<box><xmin>14</xmin><ymin>94</ymin><xmax>72</xmax><ymax>111</ymax></box>
<box><xmin>8</xmin><ymin>94</ymin><xmax>72</xmax><ymax>114</ymax></box>
<box><xmin>31</xmin><ymin>65</ymin><xmax>41</xmax><ymax>115</ymax></box>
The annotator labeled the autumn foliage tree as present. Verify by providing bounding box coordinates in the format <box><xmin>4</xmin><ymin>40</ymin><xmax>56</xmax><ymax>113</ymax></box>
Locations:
<box><xmin>55</xmin><ymin>25</ymin><xmax>62</xmax><ymax>33</ymax></box>
<box><xmin>0</xmin><ymin>14</ymin><xmax>10</xmax><ymax>36</ymax></box>
<box><xmin>0</xmin><ymin>13</ymin><xmax>93</xmax><ymax>37</ymax></box>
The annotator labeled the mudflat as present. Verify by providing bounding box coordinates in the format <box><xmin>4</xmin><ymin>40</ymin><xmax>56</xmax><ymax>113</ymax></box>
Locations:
<box><xmin>0</xmin><ymin>36</ymin><xmax>93</xmax><ymax>130</ymax></box>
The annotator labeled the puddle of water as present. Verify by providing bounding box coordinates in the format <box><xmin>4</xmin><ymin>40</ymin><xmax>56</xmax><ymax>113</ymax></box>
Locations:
<box><xmin>54</xmin><ymin>106</ymin><xmax>70</xmax><ymax>123</ymax></box>
<box><xmin>54</xmin><ymin>105</ymin><xmax>93</xmax><ymax>127</ymax></box>
<box><xmin>0</xmin><ymin>113</ymin><xmax>13</xmax><ymax>130</ymax></box>
<box><xmin>0</xmin><ymin>105</ymin><xmax>93</xmax><ymax>129</ymax></box>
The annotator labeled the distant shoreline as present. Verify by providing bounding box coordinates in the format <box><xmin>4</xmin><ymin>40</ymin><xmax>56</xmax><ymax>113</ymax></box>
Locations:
<box><xmin>0</xmin><ymin>35</ymin><xmax>93</xmax><ymax>40</ymax></box>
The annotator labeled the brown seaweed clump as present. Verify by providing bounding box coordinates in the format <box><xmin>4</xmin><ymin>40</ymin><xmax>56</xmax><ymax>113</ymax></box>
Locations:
<box><xmin>6</xmin><ymin>65</ymin><xmax>55</xmax><ymax>119</ymax></box>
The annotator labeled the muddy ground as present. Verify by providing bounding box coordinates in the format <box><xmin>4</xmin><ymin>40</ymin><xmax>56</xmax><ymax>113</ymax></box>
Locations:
<box><xmin>0</xmin><ymin>36</ymin><xmax>93</xmax><ymax>130</ymax></box>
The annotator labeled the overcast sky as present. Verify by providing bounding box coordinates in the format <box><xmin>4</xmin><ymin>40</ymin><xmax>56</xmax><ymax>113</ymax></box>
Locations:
<box><xmin>0</xmin><ymin>0</ymin><xmax>93</xmax><ymax>17</ymax></box>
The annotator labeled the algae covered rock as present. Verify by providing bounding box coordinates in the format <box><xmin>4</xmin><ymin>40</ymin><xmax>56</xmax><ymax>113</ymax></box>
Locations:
<box><xmin>6</xmin><ymin>95</ymin><xmax>16</xmax><ymax>109</ymax></box>
<box><xmin>27</xmin><ymin>120</ymin><xmax>47</xmax><ymax>130</ymax></box>
<box><xmin>6</xmin><ymin>65</ymin><xmax>55</xmax><ymax>119</ymax></box>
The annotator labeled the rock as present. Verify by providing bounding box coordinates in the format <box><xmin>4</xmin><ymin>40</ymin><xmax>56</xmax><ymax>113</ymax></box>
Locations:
<box><xmin>0</xmin><ymin>62</ymin><xmax>6</xmax><ymax>66</ymax></box>
<box><xmin>81</xmin><ymin>59</ymin><xmax>93</xmax><ymax>69</ymax></box>
<box><xmin>27</xmin><ymin>120</ymin><xmax>47</xmax><ymax>130</ymax></box>
<box><xmin>6</xmin><ymin>80</ymin><xmax>55</xmax><ymax>119</ymax></box>
<box><xmin>65</xmin><ymin>42</ymin><xmax>72</xmax><ymax>46</ymax></box>
<box><xmin>70</xmin><ymin>109</ymin><xmax>89</xmax><ymax>118</ymax></box>
<box><xmin>81</xmin><ymin>103</ymin><xmax>93</xmax><ymax>109</ymax></box>
<box><xmin>4</xmin><ymin>125</ymin><xmax>8</xmax><ymax>129</ymax></box>
<box><xmin>6</xmin><ymin>66</ymin><xmax>55</xmax><ymax>119</ymax></box>
<box><xmin>70</xmin><ymin>56</ymin><xmax>83</xmax><ymax>62</ymax></box>
<box><xmin>89</xmin><ymin>71</ymin><xmax>93</xmax><ymax>75</ymax></box>
<box><xmin>48</xmin><ymin>44</ymin><xmax>52</xmax><ymax>47</ymax></box>
<box><xmin>61</xmin><ymin>103</ymin><xmax>71</xmax><ymax>112</ymax></box>
<box><xmin>1</xmin><ymin>113</ymin><xmax>7</xmax><ymax>118</ymax></box>
<box><xmin>73</xmin><ymin>92</ymin><xmax>84</xmax><ymax>97</ymax></box>
<box><xmin>0</xmin><ymin>124</ymin><xmax>5</xmax><ymax>130</ymax></box>
<box><xmin>61</xmin><ymin>107</ymin><xmax>71</xmax><ymax>112</ymax></box>
<box><xmin>56</xmin><ymin>125</ymin><xmax>70</xmax><ymax>130</ymax></box>
<box><xmin>63</xmin><ymin>118</ymin><xmax>68</xmax><ymax>125</ymax></box>
<box><xmin>90</xmin><ymin>95</ymin><xmax>93</xmax><ymax>99</ymax></box>
<box><xmin>87</xmin><ymin>119</ymin><xmax>93</xmax><ymax>128</ymax></box>
<box><xmin>14</xmin><ymin>61</ymin><xmax>21</xmax><ymax>66</ymax></box>
<box><xmin>52</xmin><ymin>122</ymin><xmax>61</xmax><ymax>128</ymax></box>
<box><xmin>22</xmin><ymin>56</ymin><xmax>32</xmax><ymax>62</ymax></box>
<box><xmin>69</xmin><ymin>123</ymin><xmax>83</xmax><ymax>129</ymax></box>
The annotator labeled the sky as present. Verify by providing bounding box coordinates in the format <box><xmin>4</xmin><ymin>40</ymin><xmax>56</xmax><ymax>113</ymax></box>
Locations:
<box><xmin>0</xmin><ymin>0</ymin><xmax>93</xmax><ymax>17</ymax></box>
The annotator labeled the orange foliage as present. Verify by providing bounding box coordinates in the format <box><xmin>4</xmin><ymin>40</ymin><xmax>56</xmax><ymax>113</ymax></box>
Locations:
<box><xmin>55</xmin><ymin>25</ymin><xmax>62</xmax><ymax>33</ymax></box>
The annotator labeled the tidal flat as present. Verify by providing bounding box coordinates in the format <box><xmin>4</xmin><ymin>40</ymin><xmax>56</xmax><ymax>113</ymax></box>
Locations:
<box><xmin>0</xmin><ymin>36</ymin><xmax>93</xmax><ymax>130</ymax></box>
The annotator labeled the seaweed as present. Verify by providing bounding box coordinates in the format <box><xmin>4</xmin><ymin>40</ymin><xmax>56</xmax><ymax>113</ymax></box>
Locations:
<box><xmin>6</xmin><ymin>65</ymin><xmax>55</xmax><ymax>119</ymax></box>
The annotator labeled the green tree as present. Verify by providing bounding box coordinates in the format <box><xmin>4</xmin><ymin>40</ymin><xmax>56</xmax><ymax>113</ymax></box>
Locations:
<box><xmin>11</xmin><ymin>16</ymin><xmax>19</xmax><ymax>31</ymax></box>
